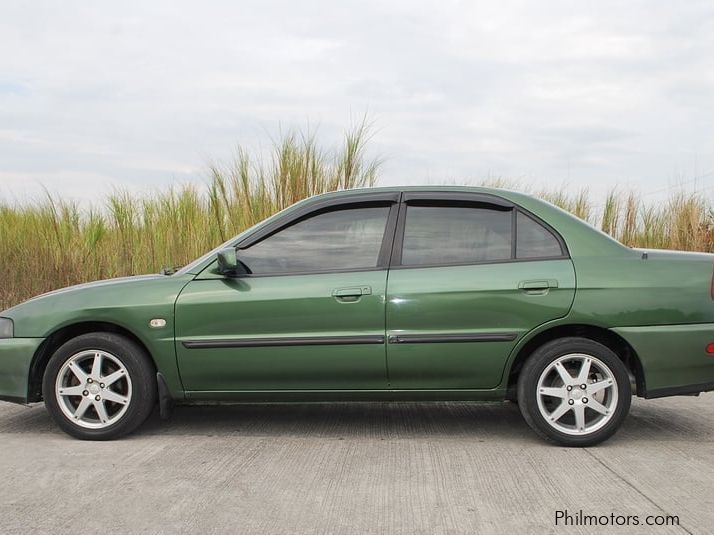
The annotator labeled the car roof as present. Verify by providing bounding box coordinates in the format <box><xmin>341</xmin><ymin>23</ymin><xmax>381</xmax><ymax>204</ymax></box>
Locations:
<box><xmin>309</xmin><ymin>185</ymin><xmax>512</xmax><ymax>198</ymax></box>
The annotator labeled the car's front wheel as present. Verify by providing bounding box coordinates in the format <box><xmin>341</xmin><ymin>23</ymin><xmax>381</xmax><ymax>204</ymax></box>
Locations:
<box><xmin>42</xmin><ymin>332</ymin><xmax>156</xmax><ymax>440</ymax></box>
<box><xmin>517</xmin><ymin>337</ymin><xmax>632</xmax><ymax>447</ymax></box>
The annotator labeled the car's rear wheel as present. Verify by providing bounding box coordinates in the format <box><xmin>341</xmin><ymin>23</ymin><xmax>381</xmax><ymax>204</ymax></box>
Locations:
<box><xmin>517</xmin><ymin>337</ymin><xmax>631</xmax><ymax>446</ymax></box>
<box><xmin>43</xmin><ymin>332</ymin><xmax>156</xmax><ymax>440</ymax></box>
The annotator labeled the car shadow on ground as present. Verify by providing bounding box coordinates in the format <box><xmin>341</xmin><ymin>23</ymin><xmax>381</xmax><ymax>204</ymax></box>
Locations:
<box><xmin>1</xmin><ymin>396</ymin><xmax>712</xmax><ymax>443</ymax></box>
<box><xmin>141</xmin><ymin>400</ymin><xmax>532</xmax><ymax>440</ymax></box>
<box><xmin>0</xmin><ymin>401</ymin><xmax>533</xmax><ymax>441</ymax></box>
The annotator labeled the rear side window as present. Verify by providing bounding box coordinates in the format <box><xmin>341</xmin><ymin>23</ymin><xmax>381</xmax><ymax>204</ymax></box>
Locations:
<box><xmin>401</xmin><ymin>204</ymin><xmax>512</xmax><ymax>266</ymax></box>
<box><xmin>516</xmin><ymin>212</ymin><xmax>563</xmax><ymax>259</ymax></box>
<box><xmin>238</xmin><ymin>205</ymin><xmax>390</xmax><ymax>274</ymax></box>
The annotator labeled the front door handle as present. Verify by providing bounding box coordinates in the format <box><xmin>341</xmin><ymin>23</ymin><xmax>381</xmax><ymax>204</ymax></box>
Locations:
<box><xmin>332</xmin><ymin>286</ymin><xmax>371</xmax><ymax>302</ymax></box>
<box><xmin>518</xmin><ymin>279</ymin><xmax>558</xmax><ymax>292</ymax></box>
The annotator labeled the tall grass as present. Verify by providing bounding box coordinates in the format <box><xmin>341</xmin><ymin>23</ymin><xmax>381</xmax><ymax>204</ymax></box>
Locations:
<box><xmin>0</xmin><ymin>123</ymin><xmax>380</xmax><ymax>309</ymax></box>
<box><xmin>0</xmin><ymin>124</ymin><xmax>712</xmax><ymax>309</ymax></box>
<box><xmin>536</xmin><ymin>187</ymin><xmax>713</xmax><ymax>251</ymax></box>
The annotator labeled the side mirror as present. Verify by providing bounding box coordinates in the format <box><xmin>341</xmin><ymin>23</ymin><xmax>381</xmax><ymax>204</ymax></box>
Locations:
<box><xmin>216</xmin><ymin>247</ymin><xmax>247</xmax><ymax>277</ymax></box>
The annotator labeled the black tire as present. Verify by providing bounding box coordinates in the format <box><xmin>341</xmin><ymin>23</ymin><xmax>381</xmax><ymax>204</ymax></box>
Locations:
<box><xmin>43</xmin><ymin>332</ymin><xmax>156</xmax><ymax>440</ymax></box>
<box><xmin>517</xmin><ymin>337</ymin><xmax>632</xmax><ymax>447</ymax></box>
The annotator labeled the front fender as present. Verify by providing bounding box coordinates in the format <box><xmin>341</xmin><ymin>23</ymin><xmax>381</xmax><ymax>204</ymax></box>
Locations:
<box><xmin>2</xmin><ymin>275</ymin><xmax>194</xmax><ymax>400</ymax></box>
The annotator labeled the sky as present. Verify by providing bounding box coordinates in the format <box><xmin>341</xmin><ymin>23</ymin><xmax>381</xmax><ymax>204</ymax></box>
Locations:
<box><xmin>1</xmin><ymin>0</ymin><xmax>713</xmax><ymax>205</ymax></box>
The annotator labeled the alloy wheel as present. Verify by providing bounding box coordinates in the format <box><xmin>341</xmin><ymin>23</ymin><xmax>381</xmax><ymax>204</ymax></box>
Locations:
<box><xmin>54</xmin><ymin>350</ymin><xmax>133</xmax><ymax>429</ymax></box>
<box><xmin>536</xmin><ymin>353</ymin><xmax>618</xmax><ymax>436</ymax></box>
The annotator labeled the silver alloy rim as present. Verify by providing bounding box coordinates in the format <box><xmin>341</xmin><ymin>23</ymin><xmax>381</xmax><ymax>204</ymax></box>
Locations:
<box><xmin>55</xmin><ymin>350</ymin><xmax>133</xmax><ymax>429</ymax></box>
<box><xmin>536</xmin><ymin>353</ymin><xmax>618</xmax><ymax>436</ymax></box>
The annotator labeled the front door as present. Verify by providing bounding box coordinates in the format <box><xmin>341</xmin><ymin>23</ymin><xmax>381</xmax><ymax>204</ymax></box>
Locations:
<box><xmin>175</xmin><ymin>197</ymin><xmax>398</xmax><ymax>392</ymax></box>
<box><xmin>385</xmin><ymin>193</ymin><xmax>576</xmax><ymax>390</ymax></box>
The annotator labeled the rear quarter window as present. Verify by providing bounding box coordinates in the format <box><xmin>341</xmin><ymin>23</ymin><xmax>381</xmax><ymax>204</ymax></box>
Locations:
<box><xmin>516</xmin><ymin>211</ymin><xmax>563</xmax><ymax>259</ymax></box>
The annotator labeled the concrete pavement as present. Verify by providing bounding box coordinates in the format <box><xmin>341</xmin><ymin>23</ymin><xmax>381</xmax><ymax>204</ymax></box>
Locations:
<box><xmin>0</xmin><ymin>394</ymin><xmax>712</xmax><ymax>534</ymax></box>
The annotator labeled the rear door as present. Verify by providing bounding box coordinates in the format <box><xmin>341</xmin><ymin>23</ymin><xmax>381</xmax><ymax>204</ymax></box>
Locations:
<box><xmin>385</xmin><ymin>192</ymin><xmax>576</xmax><ymax>390</ymax></box>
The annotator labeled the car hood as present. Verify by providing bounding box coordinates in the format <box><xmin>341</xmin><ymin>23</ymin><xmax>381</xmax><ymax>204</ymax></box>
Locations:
<box><xmin>2</xmin><ymin>273</ymin><xmax>195</xmax><ymax>338</ymax></box>
<box><xmin>4</xmin><ymin>275</ymin><xmax>164</xmax><ymax>312</ymax></box>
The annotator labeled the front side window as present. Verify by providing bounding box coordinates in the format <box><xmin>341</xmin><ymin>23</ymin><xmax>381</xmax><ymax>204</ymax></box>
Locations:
<box><xmin>238</xmin><ymin>205</ymin><xmax>390</xmax><ymax>274</ymax></box>
<box><xmin>401</xmin><ymin>204</ymin><xmax>512</xmax><ymax>266</ymax></box>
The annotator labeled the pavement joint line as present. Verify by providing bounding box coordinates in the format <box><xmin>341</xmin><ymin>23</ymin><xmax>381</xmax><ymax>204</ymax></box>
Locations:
<box><xmin>583</xmin><ymin>448</ymin><xmax>693</xmax><ymax>535</ymax></box>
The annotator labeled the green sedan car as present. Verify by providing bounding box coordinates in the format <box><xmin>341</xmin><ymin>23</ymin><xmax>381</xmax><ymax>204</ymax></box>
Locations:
<box><xmin>1</xmin><ymin>187</ymin><xmax>713</xmax><ymax>445</ymax></box>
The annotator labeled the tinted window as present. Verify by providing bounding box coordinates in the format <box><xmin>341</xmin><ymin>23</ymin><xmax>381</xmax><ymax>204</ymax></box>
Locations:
<box><xmin>239</xmin><ymin>205</ymin><xmax>390</xmax><ymax>274</ymax></box>
<box><xmin>401</xmin><ymin>205</ymin><xmax>512</xmax><ymax>266</ymax></box>
<box><xmin>516</xmin><ymin>212</ymin><xmax>563</xmax><ymax>258</ymax></box>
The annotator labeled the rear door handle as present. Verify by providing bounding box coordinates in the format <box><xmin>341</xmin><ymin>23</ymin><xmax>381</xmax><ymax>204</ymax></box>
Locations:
<box><xmin>518</xmin><ymin>279</ymin><xmax>558</xmax><ymax>291</ymax></box>
<box><xmin>332</xmin><ymin>286</ymin><xmax>371</xmax><ymax>301</ymax></box>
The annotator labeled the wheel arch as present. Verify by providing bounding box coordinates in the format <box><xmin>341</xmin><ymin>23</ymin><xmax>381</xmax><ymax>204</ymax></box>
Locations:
<box><xmin>27</xmin><ymin>321</ymin><xmax>157</xmax><ymax>403</ymax></box>
<box><xmin>507</xmin><ymin>324</ymin><xmax>646</xmax><ymax>398</ymax></box>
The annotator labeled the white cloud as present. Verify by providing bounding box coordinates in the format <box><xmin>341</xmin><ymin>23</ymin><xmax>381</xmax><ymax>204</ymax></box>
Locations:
<box><xmin>0</xmin><ymin>0</ymin><xmax>712</xmax><ymax>205</ymax></box>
